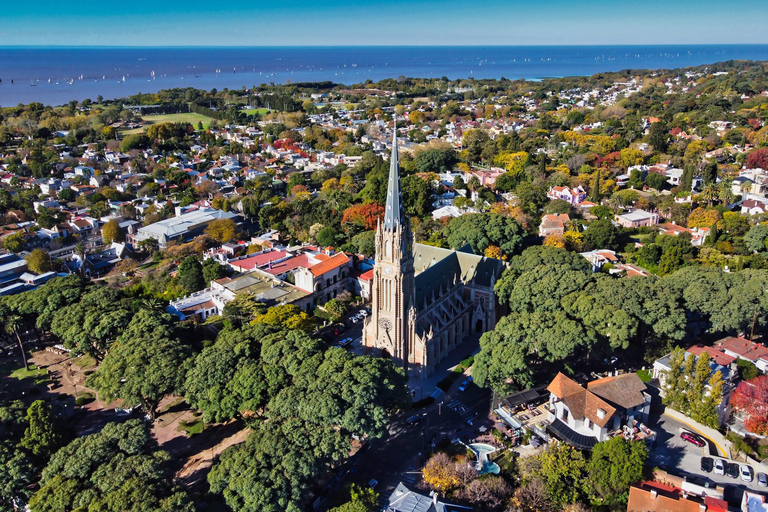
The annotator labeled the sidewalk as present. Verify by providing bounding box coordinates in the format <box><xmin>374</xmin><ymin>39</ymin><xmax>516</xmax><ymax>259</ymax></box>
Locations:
<box><xmin>407</xmin><ymin>333</ymin><xmax>481</xmax><ymax>397</ymax></box>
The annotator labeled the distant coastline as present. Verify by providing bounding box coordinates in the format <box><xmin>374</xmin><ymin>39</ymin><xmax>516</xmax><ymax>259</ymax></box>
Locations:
<box><xmin>2</xmin><ymin>45</ymin><xmax>768</xmax><ymax>106</ymax></box>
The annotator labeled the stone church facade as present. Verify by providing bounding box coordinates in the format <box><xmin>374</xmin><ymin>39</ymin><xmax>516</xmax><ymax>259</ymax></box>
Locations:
<box><xmin>363</xmin><ymin>130</ymin><xmax>503</xmax><ymax>379</ymax></box>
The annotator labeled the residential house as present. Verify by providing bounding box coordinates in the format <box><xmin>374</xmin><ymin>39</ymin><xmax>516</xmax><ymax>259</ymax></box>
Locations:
<box><xmin>539</xmin><ymin>213</ymin><xmax>569</xmax><ymax>237</ymax></box>
<box><xmin>547</xmin><ymin>185</ymin><xmax>587</xmax><ymax>206</ymax></box>
<box><xmin>467</xmin><ymin>167</ymin><xmax>506</xmax><ymax>188</ymax></box>
<box><xmin>546</xmin><ymin>372</ymin><xmax>654</xmax><ymax>449</ymax></box>
<box><xmin>579</xmin><ymin>249</ymin><xmax>619</xmax><ymax>272</ymax></box>
<box><xmin>628</xmin><ymin>481</ymin><xmax>727</xmax><ymax>512</ymax></box>
<box><xmin>652</xmin><ymin>344</ymin><xmax>739</xmax><ymax>424</ymax></box>
<box><xmin>615</xmin><ymin>209</ymin><xmax>660</xmax><ymax>228</ymax></box>
<box><xmin>166</xmin><ymin>285</ymin><xmax>235</xmax><ymax>321</ymax></box>
<box><xmin>80</xmin><ymin>243</ymin><xmax>129</xmax><ymax>278</ymax></box>
<box><xmin>718</xmin><ymin>336</ymin><xmax>768</xmax><ymax>373</ymax></box>
<box><xmin>385</xmin><ymin>482</ymin><xmax>470</xmax><ymax>512</ymax></box>
<box><xmin>743</xmin><ymin>491</ymin><xmax>768</xmax><ymax>512</ymax></box>
<box><xmin>741</xmin><ymin>199</ymin><xmax>768</xmax><ymax>216</ymax></box>
<box><xmin>657</xmin><ymin>222</ymin><xmax>709</xmax><ymax>246</ymax></box>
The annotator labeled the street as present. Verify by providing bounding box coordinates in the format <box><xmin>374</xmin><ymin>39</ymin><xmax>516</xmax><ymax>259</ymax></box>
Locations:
<box><xmin>325</xmin><ymin>374</ymin><xmax>493</xmax><ymax>509</ymax></box>
<box><xmin>650</xmin><ymin>413</ymin><xmax>768</xmax><ymax>503</ymax></box>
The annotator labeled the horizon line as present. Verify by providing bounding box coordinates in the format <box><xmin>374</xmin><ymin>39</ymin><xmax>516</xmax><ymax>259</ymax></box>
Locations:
<box><xmin>2</xmin><ymin>43</ymin><xmax>768</xmax><ymax>49</ymax></box>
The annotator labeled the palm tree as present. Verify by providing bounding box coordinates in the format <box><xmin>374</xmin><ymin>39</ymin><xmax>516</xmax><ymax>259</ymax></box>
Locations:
<box><xmin>5</xmin><ymin>315</ymin><xmax>28</xmax><ymax>371</ymax></box>
<box><xmin>718</xmin><ymin>180</ymin><xmax>735</xmax><ymax>206</ymax></box>
<box><xmin>74</xmin><ymin>241</ymin><xmax>87</xmax><ymax>276</ymax></box>
<box><xmin>699</xmin><ymin>184</ymin><xmax>719</xmax><ymax>207</ymax></box>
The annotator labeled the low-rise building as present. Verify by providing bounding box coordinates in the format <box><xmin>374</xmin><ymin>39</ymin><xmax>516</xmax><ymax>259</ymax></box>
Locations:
<box><xmin>131</xmin><ymin>207</ymin><xmax>237</xmax><ymax>249</ymax></box>
<box><xmin>547</xmin><ymin>185</ymin><xmax>587</xmax><ymax>205</ymax></box>
<box><xmin>546</xmin><ymin>372</ymin><xmax>653</xmax><ymax>449</ymax></box>
<box><xmin>385</xmin><ymin>482</ymin><xmax>469</xmax><ymax>512</ymax></box>
<box><xmin>615</xmin><ymin>209</ymin><xmax>660</xmax><ymax>228</ymax></box>
<box><xmin>539</xmin><ymin>213</ymin><xmax>569</xmax><ymax>237</ymax></box>
<box><xmin>628</xmin><ymin>481</ymin><xmax>727</xmax><ymax>512</ymax></box>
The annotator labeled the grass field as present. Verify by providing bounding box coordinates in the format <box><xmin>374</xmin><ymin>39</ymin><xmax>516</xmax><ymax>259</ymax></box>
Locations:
<box><xmin>244</xmin><ymin>108</ymin><xmax>271</xmax><ymax>116</ymax></box>
<box><xmin>10</xmin><ymin>364</ymin><xmax>48</xmax><ymax>381</ymax></box>
<box><xmin>120</xmin><ymin>112</ymin><xmax>217</xmax><ymax>135</ymax></box>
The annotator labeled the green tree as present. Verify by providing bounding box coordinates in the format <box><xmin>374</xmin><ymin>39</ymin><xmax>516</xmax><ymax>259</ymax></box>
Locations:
<box><xmin>583</xmin><ymin>218</ymin><xmax>623</xmax><ymax>251</ymax></box>
<box><xmin>29</xmin><ymin>419</ymin><xmax>193</xmax><ymax>512</ymax></box>
<box><xmin>4</xmin><ymin>314</ymin><xmax>28</xmax><ymax>371</ymax></box>
<box><xmin>521</xmin><ymin>443</ymin><xmax>587</xmax><ymax>507</ymax></box>
<box><xmin>591</xmin><ymin>171</ymin><xmax>601</xmax><ymax>202</ymax></box>
<box><xmin>2</xmin><ymin>232</ymin><xmax>26</xmax><ymax>253</ymax></box>
<box><xmin>351</xmin><ymin>230</ymin><xmax>376</xmax><ymax>256</ymax></box>
<box><xmin>20</xmin><ymin>400</ymin><xmax>64</xmax><ymax>458</ymax></box>
<box><xmin>648</xmin><ymin>121</ymin><xmax>668</xmax><ymax>153</ymax></box>
<box><xmin>401</xmin><ymin>175</ymin><xmax>434</xmax><ymax>218</ymax></box>
<box><xmin>202</xmin><ymin>258</ymin><xmax>227</xmax><ymax>286</ymax></box>
<box><xmin>86</xmin><ymin>310</ymin><xmax>191</xmax><ymax>420</ymax></box>
<box><xmin>588</xmin><ymin>437</ymin><xmax>648</xmax><ymax>507</ymax></box>
<box><xmin>177</xmin><ymin>256</ymin><xmax>205</xmax><ymax>293</ymax></box>
<box><xmin>444</xmin><ymin>213</ymin><xmax>524</xmax><ymax>257</ymax></box>
<box><xmin>744</xmin><ymin>224</ymin><xmax>768</xmax><ymax>253</ymax></box>
<box><xmin>515</xmin><ymin>182</ymin><xmax>548</xmax><ymax>215</ymax></box>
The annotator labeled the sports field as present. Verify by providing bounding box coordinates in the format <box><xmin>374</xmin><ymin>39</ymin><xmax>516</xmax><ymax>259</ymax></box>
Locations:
<box><xmin>120</xmin><ymin>113</ymin><xmax>216</xmax><ymax>134</ymax></box>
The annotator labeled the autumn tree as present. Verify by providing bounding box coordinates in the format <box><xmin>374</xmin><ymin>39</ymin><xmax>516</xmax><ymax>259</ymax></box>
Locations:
<box><xmin>746</xmin><ymin>148</ymin><xmax>768</xmax><ymax>170</ymax></box>
<box><xmin>732</xmin><ymin>376</ymin><xmax>768</xmax><ymax>435</ymax></box>
<box><xmin>205</xmin><ymin>218</ymin><xmax>238</xmax><ymax>243</ymax></box>
<box><xmin>422</xmin><ymin>452</ymin><xmax>461</xmax><ymax>492</ymax></box>
<box><xmin>101</xmin><ymin>218</ymin><xmax>125</xmax><ymax>244</ymax></box>
<box><xmin>341</xmin><ymin>203</ymin><xmax>385</xmax><ymax>232</ymax></box>
<box><xmin>25</xmin><ymin>248</ymin><xmax>52</xmax><ymax>274</ymax></box>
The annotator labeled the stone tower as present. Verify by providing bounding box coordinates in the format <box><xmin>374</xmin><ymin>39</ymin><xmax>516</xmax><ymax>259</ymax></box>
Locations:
<box><xmin>364</xmin><ymin>126</ymin><xmax>416</xmax><ymax>372</ymax></box>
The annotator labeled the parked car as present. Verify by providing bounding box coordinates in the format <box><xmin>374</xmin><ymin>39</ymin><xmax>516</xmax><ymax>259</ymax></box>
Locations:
<box><xmin>700</xmin><ymin>457</ymin><xmax>713</xmax><ymax>473</ymax></box>
<box><xmin>339</xmin><ymin>338</ymin><xmax>354</xmax><ymax>348</ymax></box>
<box><xmin>359</xmin><ymin>309</ymin><xmax>368</xmax><ymax>317</ymax></box>
<box><xmin>406</xmin><ymin>415</ymin><xmax>424</xmax><ymax>425</ymax></box>
<box><xmin>680</xmin><ymin>431</ymin><xmax>705</xmax><ymax>447</ymax></box>
<box><xmin>368</xmin><ymin>479</ymin><xmax>378</xmax><ymax>489</ymax></box>
<box><xmin>726</xmin><ymin>463</ymin><xmax>739</xmax><ymax>479</ymax></box>
<box><xmin>758</xmin><ymin>472</ymin><xmax>767</xmax><ymax>487</ymax></box>
<box><xmin>714</xmin><ymin>458</ymin><xmax>725</xmax><ymax>476</ymax></box>
<box><xmin>351</xmin><ymin>316</ymin><xmax>360</xmax><ymax>324</ymax></box>
<box><xmin>458</xmin><ymin>380</ymin><xmax>469</xmax><ymax>391</ymax></box>
<box><xmin>741</xmin><ymin>465</ymin><xmax>754</xmax><ymax>483</ymax></box>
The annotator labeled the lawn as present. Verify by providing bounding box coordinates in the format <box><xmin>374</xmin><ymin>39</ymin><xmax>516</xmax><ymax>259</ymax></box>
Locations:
<box><xmin>178</xmin><ymin>418</ymin><xmax>205</xmax><ymax>436</ymax></box>
<box><xmin>10</xmin><ymin>364</ymin><xmax>47</xmax><ymax>380</ymax></box>
<box><xmin>637</xmin><ymin>369</ymin><xmax>653</xmax><ymax>383</ymax></box>
<box><xmin>244</xmin><ymin>108</ymin><xmax>271</xmax><ymax>116</ymax></box>
<box><xmin>120</xmin><ymin>112</ymin><xmax>216</xmax><ymax>135</ymax></box>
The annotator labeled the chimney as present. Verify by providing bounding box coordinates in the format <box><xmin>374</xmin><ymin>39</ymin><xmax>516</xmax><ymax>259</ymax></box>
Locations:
<box><xmin>699</xmin><ymin>504</ymin><xmax>707</xmax><ymax>512</ymax></box>
<box><xmin>650</xmin><ymin>489</ymin><xmax>658</xmax><ymax>499</ymax></box>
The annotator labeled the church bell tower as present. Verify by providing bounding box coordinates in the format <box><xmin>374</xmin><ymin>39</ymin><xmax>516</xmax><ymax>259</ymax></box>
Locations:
<box><xmin>364</xmin><ymin>125</ymin><xmax>416</xmax><ymax>372</ymax></box>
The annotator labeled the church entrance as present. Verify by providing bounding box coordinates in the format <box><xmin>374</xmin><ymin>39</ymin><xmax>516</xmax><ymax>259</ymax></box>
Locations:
<box><xmin>476</xmin><ymin>319</ymin><xmax>483</xmax><ymax>333</ymax></box>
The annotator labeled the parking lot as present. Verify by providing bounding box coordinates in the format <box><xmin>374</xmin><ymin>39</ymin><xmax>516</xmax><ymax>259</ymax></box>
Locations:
<box><xmin>650</xmin><ymin>413</ymin><xmax>768</xmax><ymax>502</ymax></box>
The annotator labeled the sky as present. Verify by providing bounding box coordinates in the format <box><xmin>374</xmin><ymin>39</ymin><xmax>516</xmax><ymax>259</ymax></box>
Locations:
<box><xmin>2</xmin><ymin>0</ymin><xmax>767</xmax><ymax>47</ymax></box>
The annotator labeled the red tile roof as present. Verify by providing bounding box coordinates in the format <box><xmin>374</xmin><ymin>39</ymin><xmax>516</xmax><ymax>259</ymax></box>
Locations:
<box><xmin>309</xmin><ymin>252</ymin><xmax>350</xmax><ymax>277</ymax></box>
<box><xmin>358</xmin><ymin>269</ymin><xmax>374</xmax><ymax>282</ymax></box>
<box><xmin>263</xmin><ymin>254</ymin><xmax>311</xmax><ymax>276</ymax></box>
<box><xmin>230</xmin><ymin>251</ymin><xmax>288</xmax><ymax>271</ymax></box>
<box><xmin>718</xmin><ymin>336</ymin><xmax>768</xmax><ymax>362</ymax></box>
<box><xmin>686</xmin><ymin>344</ymin><xmax>736</xmax><ymax>367</ymax></box>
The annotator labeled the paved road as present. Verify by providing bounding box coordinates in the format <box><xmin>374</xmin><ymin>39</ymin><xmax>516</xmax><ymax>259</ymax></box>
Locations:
<box><xmin>650</xmin><ymin>413</ymin><xmax>768</xmax><ymax>504</ymax></box>
<box><xmin>322</xmin><ymin>376</ymin><xmax>493</xmax><ymax>510</ymax></box>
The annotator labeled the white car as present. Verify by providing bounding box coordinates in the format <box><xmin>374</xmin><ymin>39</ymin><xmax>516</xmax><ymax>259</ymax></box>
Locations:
<box><xmin>714</xmin><ymin>458</ymin><xmax>725</xmax><ymax>476</ymax></box>
<box><xmin>741</xmin><ymin>465</ymin><xmax>754</xmax><ymax>483</ymax></box>
<box><xmin>351</xmin><ymin>316</ymin><xmax>360</xmax><ymax>324</ymax></box>
<box><xmin>359</xmin><ymin>310</ymin><xmax>368</xmax><ymax>317</ymax></box>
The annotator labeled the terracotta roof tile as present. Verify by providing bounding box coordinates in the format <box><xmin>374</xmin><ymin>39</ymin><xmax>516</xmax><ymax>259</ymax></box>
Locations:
<box><xmin>309</xmin><ymin>252</ymin><xmax>350</xmax><ymax>277</ymax></box>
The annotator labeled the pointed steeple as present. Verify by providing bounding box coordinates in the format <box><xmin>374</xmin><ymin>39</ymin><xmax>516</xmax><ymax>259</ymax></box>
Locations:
<box><xmin>383</xmin><ymin>122</ymin><xmax>404</xmax><ymax>231</ymax></box>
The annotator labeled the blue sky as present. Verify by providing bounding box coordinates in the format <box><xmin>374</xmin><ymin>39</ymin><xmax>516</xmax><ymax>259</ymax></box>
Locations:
<box><xmin>2</xmin><ymin>0</ymin><xmax>767</xmax><ymax>46</ymax></box>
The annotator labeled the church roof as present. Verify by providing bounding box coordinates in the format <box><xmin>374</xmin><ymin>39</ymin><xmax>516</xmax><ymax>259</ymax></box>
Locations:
<box><xmin>383</xmin><ymin>126</ymin><xmax>405</xmax><ymax>231</ymax></box>
<box><xmin>413</xmin><ymin>243</ymin><xmax>502</xmax><ymax>311</ymax></box>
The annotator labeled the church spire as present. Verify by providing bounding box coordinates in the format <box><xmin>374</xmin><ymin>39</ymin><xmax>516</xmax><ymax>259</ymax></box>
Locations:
<box><xmin>383</xmin><ymin>122</ymin><xmax>404</xmax><ymax>231</ymax></box>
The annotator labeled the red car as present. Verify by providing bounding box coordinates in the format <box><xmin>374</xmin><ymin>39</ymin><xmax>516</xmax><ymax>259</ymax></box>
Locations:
<box><xmin>681</xmin><ymin>431</ymin><xmax>706</xmax><ymax>447</ymax></box>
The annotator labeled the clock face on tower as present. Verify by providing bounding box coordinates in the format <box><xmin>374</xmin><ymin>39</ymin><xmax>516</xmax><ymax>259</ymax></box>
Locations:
<box><xmin>384</xmin><ymin>266</ymin><xmax>392</xmax><ymax>275</ymax></box>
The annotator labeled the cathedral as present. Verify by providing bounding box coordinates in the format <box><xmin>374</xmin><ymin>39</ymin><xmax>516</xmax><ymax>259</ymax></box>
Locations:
<box><xmin>363</xmin><ymin>130</ymin><xmax>504</xmax><ymax>379</ymax></box>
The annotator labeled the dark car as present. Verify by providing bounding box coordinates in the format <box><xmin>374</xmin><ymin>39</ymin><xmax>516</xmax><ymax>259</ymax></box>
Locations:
<box><xmin>701</xmin><ymin>457</ymin><xmax>714</xmax><ymax>473</ymax></box>
<box><xmin>406</xmin><ymin>415</ymin><xmax>424</xmax><ymax>425</ymax></box>
<box><xmin>681</xmin><ymin>431</ymin><xmax>706</xmax><ymax>447</ymax></box>
<box><xmin>726</xmin><ymin>463</ymin><xmax>739</xmax><ymax>479</ymax></box>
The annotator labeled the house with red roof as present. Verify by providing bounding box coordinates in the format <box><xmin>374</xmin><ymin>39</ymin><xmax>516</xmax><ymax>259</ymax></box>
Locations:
<box><xmin>294</xmin><ymin>252</ymin><xmax>352</xmax><ymax>306</ymax></box>
<box><xmin>546</xmin><ymin>372</ymin><xmax>653</xmax><ymax>449</ymax></box>
<box><xmin>547</xmin><ymin>185</ymin><xmax>587</xmax><ymax>206</ymax></box>
<box><xmin>628</xmin><ymin>480</ymin><xmax>727</xmax><ymax>512</ymax></box>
